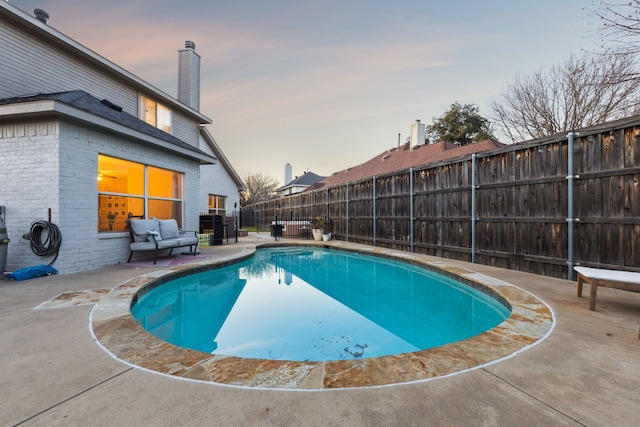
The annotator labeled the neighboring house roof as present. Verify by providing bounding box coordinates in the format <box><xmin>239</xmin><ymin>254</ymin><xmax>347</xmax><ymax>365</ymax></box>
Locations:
<box><xmin>0</xmin><ymin>90</ymin><xmax>216</xmax><ymax>164</ymax></box>
<box><xmin>313</xmin><ymin>139</ymin><xmax>504</xmax><ymax>189</ymax></box>
<box><xmin>0</xmin><ymin>1</ymin><xmax>211</xmax><ymax>124</ymax></box>
<box><xmin>277</xmin><ymin>171</ymin><xmax>326</xmax><ymax>192</ymax></box>
<box><xmin>199</xmin><ymin>126</ymin><xmax>246</xmax><ymax>191</ymax></box>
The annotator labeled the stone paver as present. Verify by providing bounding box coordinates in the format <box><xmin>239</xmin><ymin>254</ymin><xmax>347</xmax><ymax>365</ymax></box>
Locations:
<box><xmin>1</xmin><ymin>235</ymin><xmax>639</xmax><ymax>426</ymax></box>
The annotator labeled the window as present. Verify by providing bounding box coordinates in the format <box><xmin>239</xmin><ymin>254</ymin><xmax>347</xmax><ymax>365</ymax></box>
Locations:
<box><xmin>98</xmin><ymin>154</ymin><xmax>183</xmax><ymax>232</ymax></box>
<box><xmin>208</xmin><ymin>194</ymin><xmax>226</xmax><ymax>215</ymax></box>
<box><xmin>139</xmin><ymin>95</ymin><xmax>172</xmax><ymax>133</ymax></box>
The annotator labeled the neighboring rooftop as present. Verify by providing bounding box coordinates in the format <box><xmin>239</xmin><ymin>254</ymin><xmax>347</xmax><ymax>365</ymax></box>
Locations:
<box><xmin>276</xmin><ymin>171</ymin><xmax>326</xmax><ymax>196</ymax></box>
<box><xmin>313</xmin><ymin>139</ymin><xmax>504</xmax><ymax>189</ymax></box>
<box><xmin>278</xmin><ymin>171</ymin><xmax>326</xmax><ymax>189</ymax></box>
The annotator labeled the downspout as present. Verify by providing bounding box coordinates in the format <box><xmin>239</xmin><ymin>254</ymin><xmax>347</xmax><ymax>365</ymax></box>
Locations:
<box><xmin>471</xmin><ymin>154</ymin><xmax>477</xmax><ymax>263</ymax></box>
<box><xmin>410</xmin><ymin>168</ymin><xmax>414</xmax><ymax>252</ymax></box>
<box><xmin>567</xmin><ymin>132</ymin><xmax>578</xmax><ymax>280</ymax></box>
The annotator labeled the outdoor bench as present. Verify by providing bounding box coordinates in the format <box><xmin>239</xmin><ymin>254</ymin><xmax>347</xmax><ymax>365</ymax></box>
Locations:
<box><xmin>126</xmin><ymin>218</ymin><xmax>198</xmax><ymax>264</ymax></box>
<box><xmin>575</xmin><ymin>266</ymin><xmax>640</xmax><ymax>339</ymax></box>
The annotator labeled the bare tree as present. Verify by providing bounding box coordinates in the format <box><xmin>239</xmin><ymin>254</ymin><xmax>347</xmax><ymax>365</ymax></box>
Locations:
<box><xmin>240</xmin><ymin>172</ymin><xmax>279</xmax><ymax>207</ymax></box>
<box><xmin>589</xmin><ymin>0</ymin><xmax>640</xmax><ymax>56</ymax></box>
<box><xmin>490</xmin><ymin>53</ymin><xmax>640</xmax><ymax>143</ymax></box>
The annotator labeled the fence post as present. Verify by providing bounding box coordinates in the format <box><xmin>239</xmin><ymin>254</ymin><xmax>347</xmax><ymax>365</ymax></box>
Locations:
<box><xmin>410</xmin><ymin>168</ymin><xmax>414</xmax><ymax>252</ymax></box>
<box><xmin>346</xmin><ymin>183</ymin><xmax>350</xmax><ymax>241</ymax></box>
<box><xmin>567</xmin><ymin>132</ymin><xmax>577</xmax><ymax>280</ymax></box>
<box><xmin>326</xmin><ymin>188</ymin><xmax>329</xmax><ymax>231</ymax></box>
<box><xmin>373</xmin><ymin>176</ymin><xmax>376</xmax><ymax>246</ymax></box>
<box><xmin>471</xmin><ymin>154</ymin><xmax>478</xmax><ymax>263</ymax></box>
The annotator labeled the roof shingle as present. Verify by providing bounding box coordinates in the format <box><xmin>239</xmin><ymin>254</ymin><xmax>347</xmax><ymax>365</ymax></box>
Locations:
<box><xmin>316</xmin><ymin>139</ymin><xmax>504</xmax><ymax>188</ymax></box>
<box><xmin>0</xmin><ymin>90</ymin><xmax>211</xmax><ymax>159</ymax></box>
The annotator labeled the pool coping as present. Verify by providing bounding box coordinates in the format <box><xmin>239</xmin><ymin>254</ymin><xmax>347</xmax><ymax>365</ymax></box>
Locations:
<box><xmin>90</xmin><ymin>241</ymin><xmax>554</xmax><ymax>390</ymax></box>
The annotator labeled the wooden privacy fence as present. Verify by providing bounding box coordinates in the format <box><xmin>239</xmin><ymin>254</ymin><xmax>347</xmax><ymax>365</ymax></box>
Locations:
<box><xmin>242</xmin><ymin>115</ymin><xmax>640</xmax><ymax>279</ymax></box>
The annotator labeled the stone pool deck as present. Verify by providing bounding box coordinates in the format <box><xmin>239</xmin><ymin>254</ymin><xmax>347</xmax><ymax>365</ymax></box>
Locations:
<box><xmin>1</xmin><ymin>235</ymin><xmax>639</xmax><ymax>426</ymax></box>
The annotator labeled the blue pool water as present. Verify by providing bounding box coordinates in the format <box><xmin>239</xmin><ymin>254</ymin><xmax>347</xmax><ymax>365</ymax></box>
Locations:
<box><xmin>131</xmin><ymin>247</ymin><xmax>510</xmax><ymax>362</ymax></box>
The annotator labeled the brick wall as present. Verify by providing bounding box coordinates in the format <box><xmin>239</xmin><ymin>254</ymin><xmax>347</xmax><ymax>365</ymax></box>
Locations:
<box><xmin>0</xmin><ymin>120</ymin><xmax>60</xmax><ymax>272</ymax></box>
<box><xmin>0</xmin><ymin>119</ymin><xmax>201</xmax><ymax>274</ymax></box>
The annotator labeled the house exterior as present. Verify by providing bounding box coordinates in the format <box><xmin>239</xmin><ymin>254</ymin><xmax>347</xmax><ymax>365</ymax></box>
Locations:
<box><xmin>199</xmin><ymin>126</ymin><xmax>245</xmax><ymax>215</ymax></box>
<box><xmin>276</xmin><ymin>170</ymin><xmax>326</xmax><ymax>197</ymax></box>
<box><xmin>311</xmin><ymin>121</ymin><xmax>504</xmax><ymax>189</ymax></box>
<box><xmin>0</xmin><ymin>2</ymin><xmax>241</xmax><ymax>274</ymax></box>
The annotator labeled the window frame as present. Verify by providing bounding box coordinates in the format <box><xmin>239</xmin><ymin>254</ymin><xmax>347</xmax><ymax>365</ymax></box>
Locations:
<box><xmin>98</xmin><ymin>154</ymin><xmax>184</xmax><ymax>232</ymax></box>
<box><xmin>139</xmin><ymin>94</ymin><xmax>172</xmax><ymax>134</ymax></box>
<box><xmin>208</xmin><ymin>194</ymin><xmax>227</xmax><ymax>215</ymax></box>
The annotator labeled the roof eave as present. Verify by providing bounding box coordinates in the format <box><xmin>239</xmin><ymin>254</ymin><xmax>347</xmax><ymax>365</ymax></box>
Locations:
<box><xmin>199</xmin><ymin>126</ymin><xmax>246</xmax><ymax>190</ymax></box>
<box><xmin>0</xmin><ymin>100</ymin><xmax>216</xmax><ymax>164</ymax></box>
<box><xmin>0</xmin><ymin>1</ymin><xmax>211</xmax><ymax>125</ymax></box>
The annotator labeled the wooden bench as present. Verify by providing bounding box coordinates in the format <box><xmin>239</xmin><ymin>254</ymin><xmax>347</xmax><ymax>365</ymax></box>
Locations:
<box><xmin>575</xmin><ymin>266</ymin><xmax>640</xmax><ymax>339</ymax></box>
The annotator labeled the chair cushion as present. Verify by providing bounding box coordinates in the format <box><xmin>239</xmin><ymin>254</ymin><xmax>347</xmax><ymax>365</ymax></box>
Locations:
<box><xmin>175</xmin><ymin>236</ymin><xmax>198</xmax><ymax>247</ymax></box>
<box><xmin>129</xmin><ymin>219</ymin><xmax>159</xmax><ymax>242</ymax></box>
<box><xmin>159</xmin><ymin>219</ymin><xmax>180</xmax><ymax>240</ymax></box>
<box><xmin>130</xmin><ymin>240</ymin><xmax>179</xmax><ymax>251</ymax></box>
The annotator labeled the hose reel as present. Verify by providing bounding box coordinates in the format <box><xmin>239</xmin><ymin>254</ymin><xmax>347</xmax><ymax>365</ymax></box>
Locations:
<box><xmin>28</xmin><ymin>219</ymin><xmax>62</xmax><ymax>266</ymax></box>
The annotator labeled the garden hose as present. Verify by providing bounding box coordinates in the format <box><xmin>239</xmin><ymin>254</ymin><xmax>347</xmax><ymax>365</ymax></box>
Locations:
<box><xmin>29</xmin><ymin>219</ymin><xmax>62</xmax><ymax>266</ymax></box>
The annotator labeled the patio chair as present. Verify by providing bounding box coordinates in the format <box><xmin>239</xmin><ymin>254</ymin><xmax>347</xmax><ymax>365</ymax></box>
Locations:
<box><xmin>574</xmin><ymin>266</ymin><xmax>640</xmax><ymax>339</ymax></box>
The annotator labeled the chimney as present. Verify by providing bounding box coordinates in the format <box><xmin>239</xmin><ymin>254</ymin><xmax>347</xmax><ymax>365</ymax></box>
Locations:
<box><xmin>411</xmin><ymin>119</ymin><xmax>426</xmax><ymax>148</ymax></box>
<box><xmin>284</xmin><ymin>163</ymin><xmax>292</xmax><ymax>185</ymax></box>
<box><xmin>33</xmin><ymin>8</ymin><xmax>50</xmax><ymax>24</ymax></box>
<box><xmin>178</xmin><ymin>41</ymin><xmax>200</xmax><ymax>111</ymax></box>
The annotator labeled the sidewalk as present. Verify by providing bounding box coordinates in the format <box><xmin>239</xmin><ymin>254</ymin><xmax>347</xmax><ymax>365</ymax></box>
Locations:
<box><xmin>1</xmin><ymin>236</ymin><xmax>639</xmax><ymax>426</ymax></box>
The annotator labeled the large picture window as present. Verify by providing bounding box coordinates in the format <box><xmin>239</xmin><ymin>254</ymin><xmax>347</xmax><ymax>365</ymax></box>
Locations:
<box><xmin>140</xmin><ymin>94</ymin><xmax>172</xmax><ymax>134</ymax></box>
<box><xmin>208</xmin><ymin>194</ymin><xmax>226</xmax><ymax>215</ymax></box>
<box><xmin>98</xmin><ymin>154</ymin><xmax>183</xmax><ymax>232</ymax></box>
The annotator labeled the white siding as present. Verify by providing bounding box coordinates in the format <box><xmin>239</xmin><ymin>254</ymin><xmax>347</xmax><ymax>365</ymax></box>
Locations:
<box><xmin>172</xmin><ymin>110</ymin><xmax>200</xmax><ymax>148</ymax></box>
<box><xmin>178</xmin><ymin>47</ymin><xmax>200</xmax><ymax>111</ymax></box>
<box><xmin>0</xmin><ymin>21</ymin><xmax>137</xmax><ymax>113</ymax></box>
<box><xmin>198</xmin><ymin>137</ymin><xmax>241</xmax><ymax>215</ymax></box>
<box><xmin>0</xmin><ymin>20</ymin><xmax>201</xmax><ymax>147</ymax></box>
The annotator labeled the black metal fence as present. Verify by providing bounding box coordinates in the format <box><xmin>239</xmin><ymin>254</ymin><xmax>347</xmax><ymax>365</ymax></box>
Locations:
<box><xmin>239</xmin><ymin>211</ymin><xmax>332</xmax><ymax>240</ymax></box>
<box><xmin>199</xmin><ymin>214</ymin><xmax>239</xmax><ymax>246</ymax></box>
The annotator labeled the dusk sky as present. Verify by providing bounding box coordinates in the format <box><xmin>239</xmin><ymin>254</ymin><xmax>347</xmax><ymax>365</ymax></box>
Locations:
<box><xmin>14</xmin><ymin>0</ymin><xmax>594</xmax><ymax>185</ymax></box>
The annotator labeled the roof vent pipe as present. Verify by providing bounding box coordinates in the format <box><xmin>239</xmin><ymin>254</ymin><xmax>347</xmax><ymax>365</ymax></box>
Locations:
<box><xmin>34</xmin><ymin>9</ymin><xmax>50</xmax><ymax>24</ymax></box>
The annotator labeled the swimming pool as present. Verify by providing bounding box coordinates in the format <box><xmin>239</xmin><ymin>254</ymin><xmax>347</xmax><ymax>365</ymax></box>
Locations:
<box><xmin>132</xmin><ymin>247</ymin><xmax>510</xmax><ymax>362</ymax></box>
<box><xmin>91</xmin><ymin>241</ymin><xmax>553</xmax><ymax>389</ymax></box>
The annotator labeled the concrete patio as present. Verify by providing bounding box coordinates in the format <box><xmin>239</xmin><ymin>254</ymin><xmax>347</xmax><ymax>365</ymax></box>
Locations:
<box><xmin>1</xmin><ymin>235</ymin><xmax>639</xmax><ymax>426</ymax></box>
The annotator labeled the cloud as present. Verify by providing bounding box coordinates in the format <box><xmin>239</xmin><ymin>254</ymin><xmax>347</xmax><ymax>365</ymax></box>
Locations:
<box><xmin>202</xmin><ymin>31</ymin><xmax>460</xmax><ymax>130</ymax></box>
<box><xmin>12</xmin><ymin>0</ymin><xmax>593</xmax><ymax>182</ymax></box>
